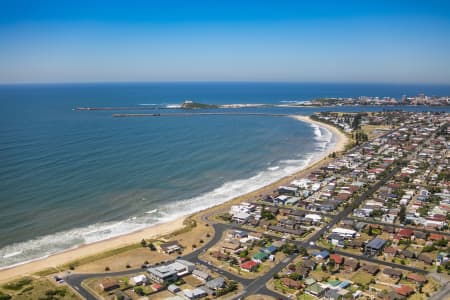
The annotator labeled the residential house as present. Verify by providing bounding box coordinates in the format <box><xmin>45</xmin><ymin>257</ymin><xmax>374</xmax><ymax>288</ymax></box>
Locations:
<box><xmin>99</xmin><ymin>279</ymin><xmax>120</xmax><ymax>292</ymax></box>
<box><xmin>280</xmin><ymin>278</ymin><xmax>303</xmax><ymax>290</ymax></box>
<box><xmin>192</xmin><ymin>270</ymin><xmax>210</xmax><ymax>282</ymax></box>
<box><xmin>129</xmin><ymin>274</ymin><xmax>149</xmax><ymax>286</ymax></box>
<box><xmin>407</xmin><ymin>273</ymin><xmax>427</xmax><ymax>284</ymax></box>
<box><xmin>384</xmin><ymin>246</ymin><xmax>398</xmax><ymax>257</ymax></box>
<box><xmin>383</xmin><ymin>268</ymin><xmax>403</xmax><ymax>279</ymax></box>
<box><xmin>418</xmin><ymin>253</ymin><xmax>433</xmax><ymax>265</ymax></box>
<box><xmin>395</xmin><ymin>285</ymin><xmax>415</xmax><ymax>297</ymax></box>
<box><xmin>160</xmin><ymin>241</ymin><xmax>183</xmax><ymax>254</ymax></box>
<box><xmin>362</xmin><ymin>264</ymin><xmax>379</xmax><ymax>275</ymax></box>
<box><xmin>168</xmin><ymin>284</ymin><xmax>181</xmax><ymax>293</ymax></box>
<box><xmin>252</xmin><ymin>251</ymin><xmax>269</xmax><ymax>263</ymax></box>
<box><xmin>305</xmin><ymin>283</ymin><xmax>327</xmax><ymax>297</ymax></box>
<box><xmin>364</xmin><ymin>237</ymin><xmax>387</xmax><ymax>256</ymax></box>
<box><xmin>329</xmin><ymin>254</ymin><xmax>344</xmax><ymax>266</ymax></box>
<box><xmin>183</xmin><ymin>288</ymin><xmax>207</xmax><ymax>299</ymax></box>
<box><xmin>205</xmin><ymin>277</ymin><xmax>226</xmax><ymax>290</ymax></box>
<box><xmin>147</xmin><ymin>266</ymin><xmax>178</xmax><ymax>284</ymax></box>
<box><xmin>344</xmin><ymin>258</ymin><xmax>360</xmax><ymax>272</ymax></box>
<box><xmin>240</xmin><ymin>260</ymin><xmax>259</xmax><ymax>272</ymax></box>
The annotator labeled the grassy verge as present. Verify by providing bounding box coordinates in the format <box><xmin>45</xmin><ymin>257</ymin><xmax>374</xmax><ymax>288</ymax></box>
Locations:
<box><xmin>34</xmin><ymin>243</ymin><xmax>141</xmax><ymax>276</ymax></box>
<box><xmin>35</xmin><ymin>217</ymin><xmax>197</xmax><ymax>276</ymax></box>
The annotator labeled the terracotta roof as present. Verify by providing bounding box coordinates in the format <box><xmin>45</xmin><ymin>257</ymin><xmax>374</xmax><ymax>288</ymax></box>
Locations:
<box><xmin>240</xmin><ymin>260</ymin><xmax>258</xmax><ymax>270</ymax></box>
<box><xmin>397</xmin><ymin>228</ymin><xmax>414</xmax><ymax>238</ymax></box>
<box><xmin>395</xmin><ymin>285</ymin><xmax>414</xmax><ymax>296</ymax></box>
<box><xmin>329</xmin><ymin>254</ymin><xmax>344</xmax><ymax>265</ymax></box>
<box><xmin>429</xmin><ymin>233</ymin><xmax>445</xmax><ymax>241</ymax></box>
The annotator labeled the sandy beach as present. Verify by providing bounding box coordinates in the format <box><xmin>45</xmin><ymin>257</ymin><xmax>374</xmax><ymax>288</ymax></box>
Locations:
<box><xmin>0</xmin><ymin>115</ymin><xmax>349</xmax><ymax>283</ymax></box>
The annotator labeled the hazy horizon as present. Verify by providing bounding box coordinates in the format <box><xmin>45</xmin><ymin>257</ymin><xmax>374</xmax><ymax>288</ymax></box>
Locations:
<box><xmin>1</xmin><ymin>1</ymin><xmax>450</xmax><ymax>84</ymax></box>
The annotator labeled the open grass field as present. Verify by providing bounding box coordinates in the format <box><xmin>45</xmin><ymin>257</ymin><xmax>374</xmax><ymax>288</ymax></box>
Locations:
<box><xmin>1</xmin><ymin>277</ymin><xmax>80</xmax><ymax>300</ymax></box>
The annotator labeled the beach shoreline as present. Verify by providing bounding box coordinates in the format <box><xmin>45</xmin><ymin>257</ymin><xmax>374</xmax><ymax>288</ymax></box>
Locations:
<box><xmin>0</xmin><ymin>115</ymin><xmax>349</xmax><ymax>283</ymax></box>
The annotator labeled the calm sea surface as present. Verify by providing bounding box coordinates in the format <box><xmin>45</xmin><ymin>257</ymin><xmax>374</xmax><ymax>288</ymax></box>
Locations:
<box><xmin>0</xmin><ymin>82</ymin><xmax>449</xmax><ymax>267</ymax></box>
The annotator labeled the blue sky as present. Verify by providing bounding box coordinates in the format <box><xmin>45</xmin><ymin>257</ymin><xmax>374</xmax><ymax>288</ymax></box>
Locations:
<box><xmin>1</xmin><ymin>1</ymin><xmax>450</xmax><ymax>84</ymax></box>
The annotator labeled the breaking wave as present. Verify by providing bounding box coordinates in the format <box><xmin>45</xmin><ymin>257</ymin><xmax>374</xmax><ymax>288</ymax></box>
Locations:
<box><xmin>0</xmin><ymin>119</ymin><xmax>335</xmax><ymax>269</ymax></box>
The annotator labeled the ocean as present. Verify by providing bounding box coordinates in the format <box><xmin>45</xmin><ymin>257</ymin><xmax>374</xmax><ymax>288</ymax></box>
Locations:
<box><xmin>1</xmin><ymin>82</ymin><xmax>449</xmax><ymax>268</ymax></box>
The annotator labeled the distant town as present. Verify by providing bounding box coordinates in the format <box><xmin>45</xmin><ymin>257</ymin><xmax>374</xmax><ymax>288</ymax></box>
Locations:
<box><xmin>290</xmin><ymin>94</ymin><xmax>450</xmax><ymax>107</ymax></box>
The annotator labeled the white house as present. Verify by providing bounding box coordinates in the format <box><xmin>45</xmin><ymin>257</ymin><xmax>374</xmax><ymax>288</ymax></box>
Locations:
<box><xmin>129</xmin><ymin>274</ymin><xmax>149</xmax><ymax>286</ymax></box>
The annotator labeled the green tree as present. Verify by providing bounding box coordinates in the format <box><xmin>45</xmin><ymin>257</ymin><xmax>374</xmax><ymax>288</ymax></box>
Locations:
<box><xmin>134</xmin><ymin>286</ymin><xmax>144</xmax><ymax>296</ymax></box>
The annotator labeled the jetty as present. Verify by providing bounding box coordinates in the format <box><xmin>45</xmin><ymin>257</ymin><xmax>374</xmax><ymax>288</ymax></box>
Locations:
<box><xmin>74</xmin><ymin>106</ymin><xmax>168</xmax><ymax>111</ymax></box>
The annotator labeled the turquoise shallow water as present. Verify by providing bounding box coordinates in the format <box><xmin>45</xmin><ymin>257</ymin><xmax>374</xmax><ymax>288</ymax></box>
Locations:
<box><xmin>0</xmin><ymin>82</ymin><xmax>449</xmax><ymax>268</ymax></box>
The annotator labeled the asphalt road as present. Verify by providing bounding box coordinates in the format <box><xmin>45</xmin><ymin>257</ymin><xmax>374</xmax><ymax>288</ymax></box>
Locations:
<box><xmin>65</xmin><ymin>128</ymin><xmax>439</xmax><ymax>299</ymax></box>
<box><xmin>348</xmin><ymin>217</ymin><xmax>450</xmax><ymax>237</ymax></box>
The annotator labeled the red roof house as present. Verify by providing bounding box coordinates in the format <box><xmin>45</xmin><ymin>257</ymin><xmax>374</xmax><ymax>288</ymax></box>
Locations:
<box><xmin>429</xmin><ymin>233</ymin><xmax>445</xmax><ymax>241</ymax></box>
<box><xmin>395</xmin><ymin>285</ymin><xmax>414</xmax><ymax>297</ymax></box>
<box><xmin>329</xmin><ymin>254</ymin><xmax>344</xmax><ymax>265</ymax></box>
<box><xmin>397</xmin><ymin>228</ymin><xmax>414</xmax><ymax>239</ymax></box>
<box><xmin>240</xmin><ymin>260</ymin><xmax>259</xmax><ymax>272</ymax></box>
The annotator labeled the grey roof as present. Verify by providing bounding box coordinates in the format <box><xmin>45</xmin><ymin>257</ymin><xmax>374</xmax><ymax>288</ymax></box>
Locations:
<box><xmin>205</xmin><ymin>277</ymin><xmax>226</xmax><ymax>290</ymax></box>
<box><xmin>168</xmin><ymin>284</ymin><xmax>181</xmax><ymax>293</ymax></box>
<box><xmin>192</xmin><ymin>269</ymin><xmax>210</xmax><ymax>280</ymax></box>
<box><xmin>366</xmin><ymin>237</ymin><xmax>387</xmax><ymax>250</ymax></box>
<box><xmin>147</xmin><ymin>266</ymin><xmax>177</xmax><ymax>278</ymax></box>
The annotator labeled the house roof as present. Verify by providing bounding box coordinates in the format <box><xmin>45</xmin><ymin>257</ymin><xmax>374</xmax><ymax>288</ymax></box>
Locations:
<box><xmin>205</xmin><ymin>277</ymin><xmax>225</xmax><ymax>290</ymax></box>
<box><xmin>383</xmin><ymin>268</ymin><xmax>403</xmax><ymax>277</ymax></box>
<box><xmin>100</xmin><ymin>278</ymin><xmax>119</xmax><ymax>290</ymax></box>
<box><xmin>160</xmin><ymin>240</ymin><xmax>182</xmax><ymax>251</ymax></box>
<box><xmin>362</xmin><ymin>264</ymin><xmax>379</xmax><ymax>274</ymax></box>
<box><xmin>429</xmin><ymin>233</ymin><xmax>445</xmax><ymax>241</ymax></box>
<box><xmin>418</xmin><ymin>253</ymin><xmax>433</xmax><ymax>263</ymax></box>
<box><xmin>395</xmin><ymin>285</ymin><xmax>414</xmax><ymax>296</ymax></box>
<box><xmin>344</xmin><ymin>258</ymin><xmax>359</xmax><ymax>268</ymax></box>
<box><xmin>366</xmin><ymin>237</ymin><xmax>387</xmax><ymax>249</ymax></box>
<box><xmin>407</xmin><ymin>273</ymin><xmax>427</xmax><ymax>283</ymax></box>
<box><xmin>384</xmin><ymin>246</ymin><xmax>398</xmax><ymax>254</ymax></box>
<box><xmin>280</xmin><ymin>278</ymin><xmax>302</xmax><ymax>289</ymax></box>
<box><xmin>305</xmin><ymin>283</ymin><xmax>324</xmax><ymax>293</ymax></box>
<box><xmin>302</xmin><ymin>259</ymin><xmax>317</xmax><ymax>269</ymax></box>
<box><xmin>192</xmin><ymin>269</ymin><xmax>210</xmax><ymax>280</ymax></box>
<box><xmin>330</xmin><ymin>254</ymin><xmax>344</xmax><ymax>264</ymax></box>
<box><xmin>240</xmin><ymin>260</ymin><xmax>258</xmax><ymax>270</ymax></box>
<box><xmin>398</xmin><ymin>228</ymin><xmax>414</xmax><ymax>237</ymax></box>
<box><xmin>253</xmin><ymin>251</ymin><xmax>269</xmax><ymax>260</ymax></box>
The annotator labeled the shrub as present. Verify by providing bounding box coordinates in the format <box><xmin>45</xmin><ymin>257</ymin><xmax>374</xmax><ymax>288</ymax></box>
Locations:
<box><xmin>3</xmin><ymin>278</ymin><xmax>33</xmax><ymax>291</ymax></box>
<box><xmin>134</xmin><ymin>286</ymin><xmax>144</xmax><ymax>296</ymax></box>
<box><xmin>0</xmin><ymin>293</ymin><xmax>12</xmax><ymax>300</ymax></box>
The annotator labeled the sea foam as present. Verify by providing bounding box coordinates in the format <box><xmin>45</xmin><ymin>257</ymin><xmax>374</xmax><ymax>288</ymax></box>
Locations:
<box><xmin>0</xmin><ymin>120</ymin><xmax>335</xmax><ymax>269</ymax></box>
